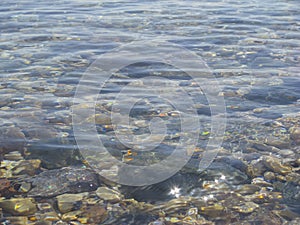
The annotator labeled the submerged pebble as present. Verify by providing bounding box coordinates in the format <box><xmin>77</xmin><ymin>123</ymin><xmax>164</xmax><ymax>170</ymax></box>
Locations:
<box><xmin>0</xmin><ymin>198</ymin><xmax>37</xmax><ymax>216</ymax></box>
<box><xmin>56</xmin><ymin>192</ymin><xmax>88</xmax><ymax>214</ymax></box>
<box><xmin>0</xmin><ymin>127</ymin><xmax>25</xmax><ymax>156</ymax></box>
<box><xmin>263</xmin><ymin>155</ymin><xmax>292</xmax><ymax>175</ymax></box>
<box><xmin>290</xmin><ymin>126</ymin><xmax>300</xmax><ymax>144</ymax></box>
<box><xmin>95</xmin><ymin>186</ymin><xmax>122</xmax><ymax>203</ymax></box>
<box><xmin>0</xmin><ymin>216</ymin><xmax>28</xmax><ymax>225</ymax></box>
<box><xmin>26</xmin><ymin>167</ymin><xmax>99</xmax><ymax>197</ymax></box>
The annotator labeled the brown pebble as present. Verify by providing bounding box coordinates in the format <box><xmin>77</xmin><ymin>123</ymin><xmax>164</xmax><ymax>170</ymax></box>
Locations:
<box><xmin>264</xmin><ymin>136</ymin><xmax>290</xmax><ymax>149</ymax></box>
<box><xmin>264</xmin><ymin>171</ymin><xmax>276</xmax><ymax>181</ymax></box>
<box><xmin>0</xmin><ymin>198</ymin><xmax>37</xmax><ymax>216</ymax></box>
<box><xmin>237</xmin><ymin>184</ymin><xmax>261</xmax><ymax>195</ymax></box>
<box><xmin>263</xmin><ymin>156</ymin><xmax>292</xmax><ymax>175</ymax></box>
<box><xmin>290</xmin><ymin>126</ymin><xmax>300</xmax><ymax>144</ymax></box>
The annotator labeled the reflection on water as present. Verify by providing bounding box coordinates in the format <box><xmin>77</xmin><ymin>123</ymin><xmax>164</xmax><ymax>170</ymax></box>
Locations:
<box><xmin>0</xmin><ymin>0</ymin><xmax>300</xmax><ymax>224</ymax></box>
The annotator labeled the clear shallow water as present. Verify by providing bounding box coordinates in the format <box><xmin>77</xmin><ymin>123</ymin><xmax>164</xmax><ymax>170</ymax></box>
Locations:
<box><xmin>1</xmin><ymin>0</ymin><xmax>299</xmax><ymax>153</ymax></box>
<box><xmin>0</xmin><ymin>0</ymin><xmax>300</xmax><ymax>224</ymax></box>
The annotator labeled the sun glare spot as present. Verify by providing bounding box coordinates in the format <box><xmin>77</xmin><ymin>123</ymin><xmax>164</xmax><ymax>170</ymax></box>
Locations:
<box><xmin>169</xmin><ymin>186</ymin><xmax>181</xmax><ymax>198</ymax></box>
